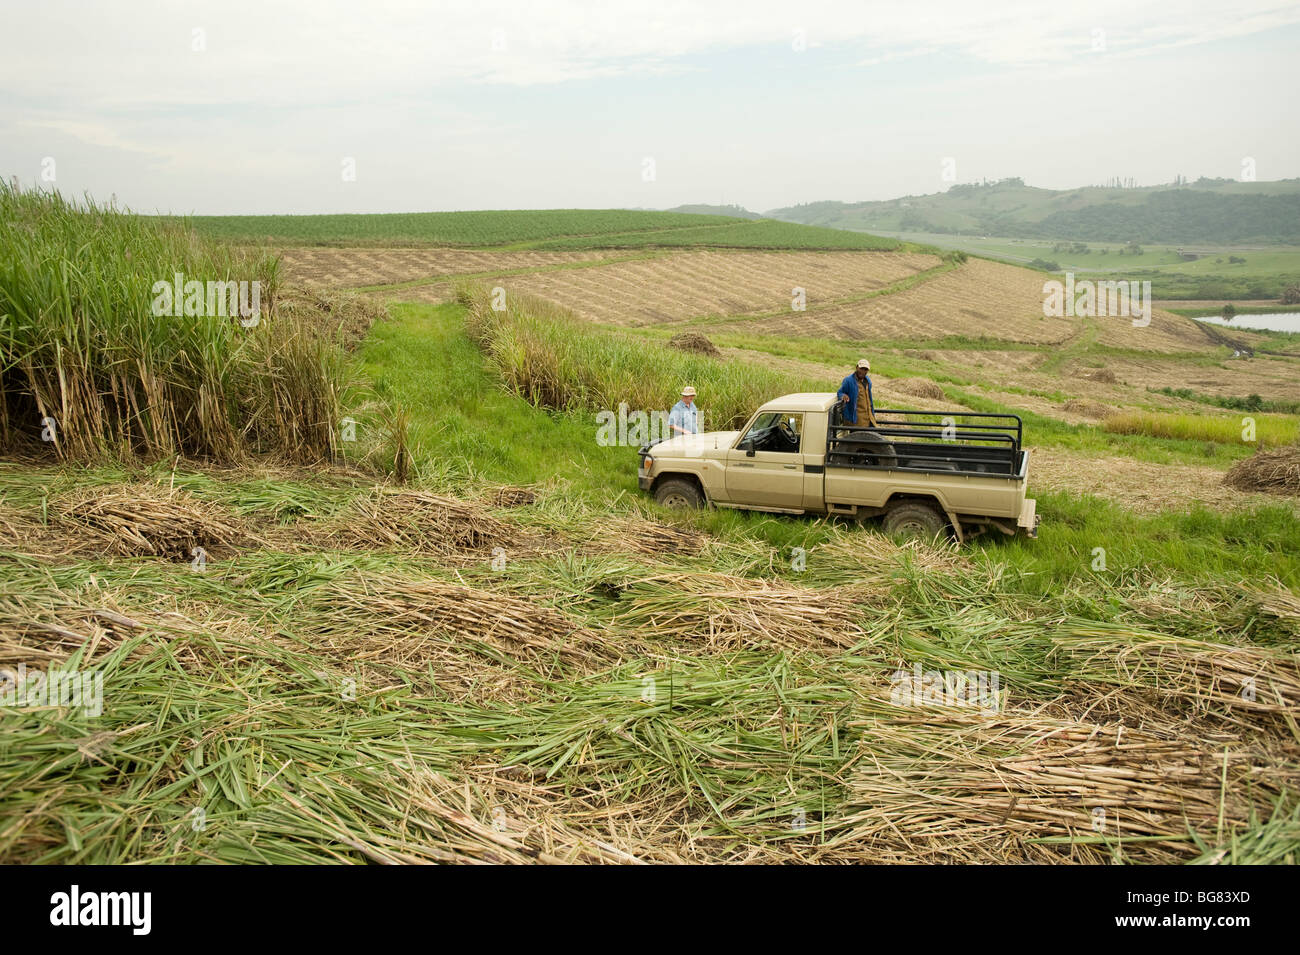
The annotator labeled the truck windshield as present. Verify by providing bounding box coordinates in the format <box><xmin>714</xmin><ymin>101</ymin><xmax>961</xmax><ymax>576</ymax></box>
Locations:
<box><xmin>739</xmin><ymin>412</ymin><xmax>803</xmax><ymax>454</ymax></box>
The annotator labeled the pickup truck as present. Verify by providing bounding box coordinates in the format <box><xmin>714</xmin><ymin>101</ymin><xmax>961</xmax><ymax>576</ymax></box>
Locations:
<box><xmin>637</xmin><ymin>392</ymin><xmax>1038</xmax><ymax>541</ymax></box>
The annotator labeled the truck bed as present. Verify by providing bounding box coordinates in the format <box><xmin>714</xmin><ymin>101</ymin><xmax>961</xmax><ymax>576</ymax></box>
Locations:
<box><xmin>825</xmin><ymin>409</ymin><xmax>1026</xmax><ymax>480</ymax></box>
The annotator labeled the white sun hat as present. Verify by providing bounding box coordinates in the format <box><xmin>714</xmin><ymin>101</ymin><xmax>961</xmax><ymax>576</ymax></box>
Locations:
<box><xmin>857</xmin><ymin>358</ymin><xmax>871</xmax><ymax>370</ymax></box>
<box><xmin>681</xmin><ymin>386</ymin><xmax>697</xmax><ymax>397</ymax></box>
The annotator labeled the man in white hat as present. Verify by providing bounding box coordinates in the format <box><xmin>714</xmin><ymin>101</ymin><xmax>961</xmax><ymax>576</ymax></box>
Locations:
<box><xmin>837</xmin><ymin>359</ymin><xmax>876</xmax><ymax>427</ymax></box>
<box><xmin>668</xmin><ymin>386</ymin><xmax>699</xmax><ymax>437</ymax></box>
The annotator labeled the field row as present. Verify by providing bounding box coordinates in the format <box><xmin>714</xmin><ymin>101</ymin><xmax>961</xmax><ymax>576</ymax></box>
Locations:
<box><xmin>184</xmin><ymin>209</ymin><xmax>903</xmax><ymax>251</ymax></box>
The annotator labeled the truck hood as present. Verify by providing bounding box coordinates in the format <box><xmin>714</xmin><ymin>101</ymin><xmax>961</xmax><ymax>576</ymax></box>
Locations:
<box><xmin>650</xmin><ymin>430</ymin><xmax>739</xmax><ymax>458</ymax></box>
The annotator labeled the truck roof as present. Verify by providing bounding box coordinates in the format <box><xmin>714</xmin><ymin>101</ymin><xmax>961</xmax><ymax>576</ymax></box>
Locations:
<box><xmin>756</xmin><ymin>393</ymin><xmax>839</xmax><ymax>414</ymax></box>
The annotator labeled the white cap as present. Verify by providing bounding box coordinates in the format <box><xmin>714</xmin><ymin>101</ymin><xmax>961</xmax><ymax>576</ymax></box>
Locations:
<box><xmin>681</xmin><ymin>386</ymin><xmax>697</xmax><ymax>397</ymax></box>
<box><xmin>857</xmin><ymin>358</ymin><xmax>871</xmax><ymax>370</ymax></box>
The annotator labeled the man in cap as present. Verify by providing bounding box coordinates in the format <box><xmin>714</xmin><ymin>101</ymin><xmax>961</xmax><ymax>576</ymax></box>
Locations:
<box><xmin>668</xmin><ymin>386</ymin><xmax>699</xmax><ymax>438</ymax></box>
<box><xmin>837</xmin><ymin>359</ymin><xmax>876</xmax><ymax>428</ymax></box>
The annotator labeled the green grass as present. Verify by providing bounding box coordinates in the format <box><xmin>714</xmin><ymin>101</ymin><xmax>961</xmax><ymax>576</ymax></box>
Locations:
<box><xmin>989</xmin><ymin>490</ymin><xmax>1300</xmax><ymax>594</ymax></box>
<box><xmin>181</xmin><ymin>209</ymin><xmax>901</xmax><ymax>251</ymax></box>
<box><xmin>458</xmin><ymin>284</ymin><xmax>821</xmax><ymax>430</ymax></box>
<box><xmin>1104</xmin><ymin>410</ymin><xmax>1299</xmax><ymax>448</ymax></box>
<box><xmin>354</xmin><ymin>301</ymin><xmax>633</xmax><ymax>500</ymax></box>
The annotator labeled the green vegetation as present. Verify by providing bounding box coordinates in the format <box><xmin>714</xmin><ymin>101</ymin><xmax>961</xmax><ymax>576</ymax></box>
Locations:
<box><xmin>527</xmin><ymin>218</ymin><xmax>899</xmax><ymax>251</ymax></box>
<box><xmin>665</xmin><ymin>203</ymin><xmax>763</xmax><ymax>219</ymax></box>
<box><xmin>355</xmin><ymin>301</ymin><xmax>628</xmax><ymax>498</ymax></box>
<box><xmin>770</xmin><ymin>177</ymin><xmax>1300</xmax><ymax>245</ymax></box>
<box><xmin>4</xmin><ymin>204</ymin><xmax>1299</xmax><ymax>866</ymax></box>
<box><xmin>0</xmin><ymin>184</ymin><xmax>351</xmax><ymax>463</ymax></box>
<box><xmin>459</xmin><ymin>284</ymin><xmax>817</xmax><ymax>430</ymax></box>
<box><xmin>2</xmin><ymin>296</ymin><xmax>1298</xmax><ymax>865</ymax></box>
<box><xmin>1151</xmin><ymin>386</ymin><xmax>1300</xmax><ymax>416</ymax></box>
<box><xmin>1103</xmin><ymin>410</ymin><xmax>1299</xmax><ymax>448</ymax></box>
<box><xmin>183</xmin><ymin>208</ymin><xmax>901</xmax><ymax>251</ymax></box>
<box><xmin>1170</xmin><ymin>304</ymin><xmax>1300</xmax><ymax>317</ymax></box>
<box><xmin>840</xmin><ymin>230</ymin><xmax>1300</xmax><ymax>301</ymax></box>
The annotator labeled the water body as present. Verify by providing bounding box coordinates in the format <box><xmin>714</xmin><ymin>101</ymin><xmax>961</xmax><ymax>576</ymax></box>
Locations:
<box><xmin>1193</xmin><ymin>312</ymin><xmax>1300</xmax><ymax>333</ymax></box>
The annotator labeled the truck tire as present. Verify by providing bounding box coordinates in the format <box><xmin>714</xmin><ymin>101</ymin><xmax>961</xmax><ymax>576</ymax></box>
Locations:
<box><xmin>882</xmin><ymin>500</ymin><xmax>948</xmax><ymax>540</ymax></box>
<box><xmin>654</xmin><ymin>478</ymin><xmax>705</xmax><ymax>510</ymax></box>
<box><xmin>854</xmin><ymin>430</ymin><xmax>898</xmax><ymax>468</ymax></box>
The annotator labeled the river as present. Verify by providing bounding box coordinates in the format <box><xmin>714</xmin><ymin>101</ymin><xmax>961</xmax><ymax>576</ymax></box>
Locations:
<box><xmin>1192</xmin><ymin>312</ymin><xmax>1300</xmax><ymax>333</ymax></box>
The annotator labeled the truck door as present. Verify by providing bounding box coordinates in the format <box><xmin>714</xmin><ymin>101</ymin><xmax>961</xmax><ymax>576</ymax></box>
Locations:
<box><xmin>725</xmin><ymin>412</ymin><xmax>806</xmax><ymax>509</ymax></box>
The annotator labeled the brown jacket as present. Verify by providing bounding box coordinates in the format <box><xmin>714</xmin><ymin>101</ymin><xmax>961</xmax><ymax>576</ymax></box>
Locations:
<box><xmin>857</xmin><ymin>384</ymin><xmax>877</xmax><ymax>427</ymax></box>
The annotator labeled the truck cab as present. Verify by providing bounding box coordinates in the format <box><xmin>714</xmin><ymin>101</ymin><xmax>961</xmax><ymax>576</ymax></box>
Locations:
<box><xmin>638</xmin><ymin>392</ymin><xmax>1038</xmax><ymax>542</ymax></box>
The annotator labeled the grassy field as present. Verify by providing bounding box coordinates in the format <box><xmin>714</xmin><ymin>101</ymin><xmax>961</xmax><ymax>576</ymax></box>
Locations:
<box><xmin>865</xmin><ymin>231</ymin><xmax>1300</xmax><ymax>302</ymax></box>
<box><xmin>3</xmin><ymin>193</ymin><xmax>1299</xmax><ymax>864</ymax></box>
<box><xmin>181</xmin><ymin>209</ymin><xmax>902</xmax><ymax>251</ymax></box>
<box><xmin>5</xmin><ymin>299</ymin><xmax>1299</xmax><ymax>865</ymax></box>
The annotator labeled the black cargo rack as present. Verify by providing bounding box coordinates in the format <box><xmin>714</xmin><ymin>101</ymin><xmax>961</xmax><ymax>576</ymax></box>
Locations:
<box><xmin>826</xmin><ymin>406</ymin><xmax>1024</xmax><ymax>477</ymax></box>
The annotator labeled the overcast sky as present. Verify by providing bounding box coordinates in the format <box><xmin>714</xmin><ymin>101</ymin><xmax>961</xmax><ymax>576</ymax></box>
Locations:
<box><xmin>3</xmin><ymin>0</ymin><xmax>1298</xmax><ymax>215</ymax></box>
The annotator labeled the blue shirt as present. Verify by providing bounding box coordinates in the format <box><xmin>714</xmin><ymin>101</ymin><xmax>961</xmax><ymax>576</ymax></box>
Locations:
<box><xmin>837</xmin><ymin>374</ymin><xmax>874</xmax><ymax>425</ymax></box>
<box><xmin>668</xmin><ymin>399</ymin><xmax>698</xmax><ymax>435</ymax></box>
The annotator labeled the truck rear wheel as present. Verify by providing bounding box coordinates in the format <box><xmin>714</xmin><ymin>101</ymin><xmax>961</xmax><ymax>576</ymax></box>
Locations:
<box><xmin>654</xmin><ymin>478</ymin><xmax>705</xmax><ymax>510</ymax></box>
<box><xmin>882</xmin><ymin>500</ymin><xmax>948</xmax><ymax>540</ymax></box>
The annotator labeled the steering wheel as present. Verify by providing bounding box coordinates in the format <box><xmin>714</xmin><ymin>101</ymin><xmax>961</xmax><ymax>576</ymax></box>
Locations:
<box><xmin>776</xmin><ymin>421</ymin><xmax>798</xmax><ymax>448</ymax></box>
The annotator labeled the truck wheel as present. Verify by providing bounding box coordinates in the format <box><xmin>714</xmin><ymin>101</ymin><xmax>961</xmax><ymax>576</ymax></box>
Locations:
<box><xmin>882</xmin><ymin>501</ymin><xmax>948</xmax><ymax>540</ymax></box>
<box><xmin>857</xmin><ymin>431</ymin><xmax>898</xmax><ymax>468</ymax></box>
<box><xmin>654</xmin><ymin>478</ymin><xmax>705</xmax><ymax>510</ymax></box>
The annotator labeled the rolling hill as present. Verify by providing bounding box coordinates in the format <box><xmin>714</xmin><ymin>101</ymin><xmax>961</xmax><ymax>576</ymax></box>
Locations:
<box><xmin>769</xmin><ymin>178</ymin><xmax>1300</xmax><ymax>245</ymax></box>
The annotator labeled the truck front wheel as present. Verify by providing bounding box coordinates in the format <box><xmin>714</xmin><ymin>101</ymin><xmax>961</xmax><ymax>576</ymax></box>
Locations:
<box><xmin>654</xmin><ymin>478</ymin><xmax>705</xmax><ymax>510</ymax></box>
<box><xmin>882</xmin><ymin>500</ymin><xmax>948</xmax><ymax>540</ymax></box>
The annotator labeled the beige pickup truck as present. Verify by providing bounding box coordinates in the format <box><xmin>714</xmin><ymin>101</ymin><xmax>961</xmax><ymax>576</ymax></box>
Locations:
<box><xmin>637</xmin><ymin>393</ymin><xmax>1038</xmax><ymax>541</ymax></box>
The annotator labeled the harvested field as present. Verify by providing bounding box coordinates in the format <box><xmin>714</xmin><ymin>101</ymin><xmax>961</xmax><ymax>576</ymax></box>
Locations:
<box><xmin>1</xmin><ymin>462</ymin><xmax>1297</xmax><ymax>866</ymax></box>
<box><xmin>613</xmin><ymin>572</ymin><xmax>880</xmax><ymax>652</ymax></box>
<box><xmin>1099</xmin><ymin>354</ymin><xmax>1300</xmax><ymax>403</ymax></box>
<box><xmin>828</xmin><ymin>714</ymin><xmax>1296</xmax><ymax>864</ymax></box>
<box><xmin>500</xmin><ymin>250</ymin><xmax>940</xmax><ymax>327</ymax></box>
<box><xmin>667</xmin><ymin>331</ymin><xmax>722</xmax><ymax>358</ymax></box>
<box><xmin>1030</xmin><ymin>447</ymin><xmax>1299</xmax><ymax>513</ymax></box>
<box><xmin>889</xmin><ymin>377</ymin><xmax>947</xmax><ymax>401</ymax></box>
<box><xmin>307</xmin><ymin>572</ymin><xmax>615</xmax><ymax>669</ymax></box>
<box><xmin>586</xmin><ymin>517</ymin><xmax>712</xmax><ymax>558</ymax></box>
<box><xmin>709</xmin><ymin>259</ymin><xmax>1215</xmax><ymax>350</ymax></box>
<box><xmin>278</xmin><ymin>283</ymin><xmax>390</xmax><ymax>347</ymax></box>
<box><xmin>279</xmin><ymin>247</ymin><xmax>617</xmax><ymax>288</ymax></box>
<box><xmin>487</xmin><ymin>485</ymin><xmax>538</xmax><ymax>508</ymax></box>
<box><xmin>54</xmin><ymin>484</ymin><xmax>248</xmax><ymax>559</ymax></box>
<box><xmin>8</xmin><ymin>192</ymin><xmax>1300</xmax><ymax>870</ymax></box>
<box><xmin>1061</xmin><ymin>399</ymin><xmax>1117</xmax><ymax>420</ymax></box>
<box><xmin>3</xmin><ymin>578</ymin><xmax>1295</xmax><ymax>865</ymax></box>
<box><xmin>321</xmin><ymin>488</ymin><xmax>535</xmax><ymax>559</ymax></box>
<box><xmin>1225</xmin><ymin>447</ymin><xmax>1300</xmax><ymax>496</ymax></box>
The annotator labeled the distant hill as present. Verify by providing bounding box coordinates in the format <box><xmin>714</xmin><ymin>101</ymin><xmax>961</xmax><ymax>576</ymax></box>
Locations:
<box><xmin>768</xmin><ymin>178</ymin><xmax>1300</xmax><ymax>245</ymax></box>
<box><xmin>664</xmin><ymin>203</ymin><xmax>763</xmax><ymax>219</ymax></box>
